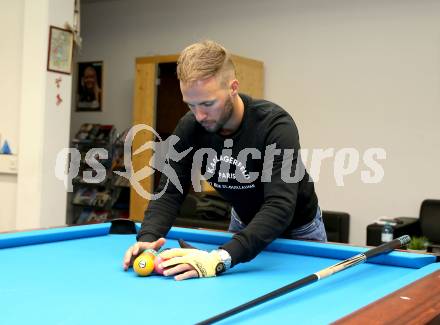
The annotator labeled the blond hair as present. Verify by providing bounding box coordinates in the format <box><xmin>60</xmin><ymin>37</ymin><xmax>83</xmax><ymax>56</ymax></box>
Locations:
<box><xmin>177</xmin><ymin>40</ymin><xmax>235</xmax><ymax>85</ymax></box>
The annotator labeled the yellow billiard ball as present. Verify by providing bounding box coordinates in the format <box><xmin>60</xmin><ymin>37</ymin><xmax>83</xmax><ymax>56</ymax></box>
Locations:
<box><xmin>133</xmin><ymin>253</ymin><xmax>155</xmax><ymax>277</ymax></box>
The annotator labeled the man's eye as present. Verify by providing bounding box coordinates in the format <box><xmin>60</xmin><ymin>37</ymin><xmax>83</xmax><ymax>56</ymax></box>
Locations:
<box><xmin>203</xmin><ymin>102</ymin><xmax>214</xmax><ymax>107</ymax></box>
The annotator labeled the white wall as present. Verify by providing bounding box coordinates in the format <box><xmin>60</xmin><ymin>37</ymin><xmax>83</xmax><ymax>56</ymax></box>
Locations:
<box><xmin>0</xmin><ymin>0</ymin><xmax>74</xmax><ymax>232</ymax></box>
<box><xmin>0</xmin><ymin>0</ymin><xmax>24</xmax><ymax>231</ymax></box>
<box><xmin>75</xmin><ymin>0</ymin><xmax>440</xmax><ymax>244</ymax></box>
<box><xmin>16</xmin><ymin>0</ymin><xmax>75</xmax><ymax>230</ymax></box>
<box><xmin>40</xmin><ymin>0</ymin><xmax>75</xmax><ymax>227</ymax></box>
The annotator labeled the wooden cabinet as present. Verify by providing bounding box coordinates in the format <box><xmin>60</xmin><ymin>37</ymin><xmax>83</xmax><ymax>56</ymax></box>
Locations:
<box><xmin>130</xmin><ymin>54</ymin><xmax>264</xmax><ymax>221</ymax></box>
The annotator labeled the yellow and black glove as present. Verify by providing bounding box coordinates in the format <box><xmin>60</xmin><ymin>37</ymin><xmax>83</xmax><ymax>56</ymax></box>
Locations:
<box><xmin>159</xmin><ymin>248</ymin><xmax>223</xmax><ymax>278</ymax></box>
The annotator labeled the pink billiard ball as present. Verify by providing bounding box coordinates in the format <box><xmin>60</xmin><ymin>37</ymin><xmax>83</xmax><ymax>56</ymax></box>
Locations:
<box><xmin>154</xmin><ymin>256</ymin><xmax>166</xmax><ymax>275</ymax></box>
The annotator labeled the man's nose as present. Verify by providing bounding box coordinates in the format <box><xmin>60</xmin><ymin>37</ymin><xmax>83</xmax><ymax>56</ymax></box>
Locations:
<box><xmin>193</xmin><ymin>107</ymin><xmax>207</xmax><ymax>122</ymax></box>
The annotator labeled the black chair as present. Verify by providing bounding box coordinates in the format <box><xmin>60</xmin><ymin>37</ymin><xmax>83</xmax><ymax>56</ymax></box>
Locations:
<box><xmin>322</xmin><ymin>210</ymin><xmax>350</xmax><ymax>243</ymax></box>
<box><xmin>419</xmin><ymin>199</ymin><xmax>440</xmax><ymax>253</ymax></box>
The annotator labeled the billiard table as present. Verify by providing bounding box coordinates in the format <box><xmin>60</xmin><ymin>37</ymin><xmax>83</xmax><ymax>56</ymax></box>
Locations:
<box><xmin>1</xmin><ymin>221</ymin><xmax>439</xmax><ymax>324</ymax></box>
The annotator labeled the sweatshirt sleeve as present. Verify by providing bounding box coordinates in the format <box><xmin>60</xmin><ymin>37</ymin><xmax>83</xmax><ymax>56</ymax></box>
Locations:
<box><xmin>221</xmin><ymin>112</ymin><xmax>302</xmax><ymax>265</ymax></box>
<box><xmin>136</xmin><ymin>118</ymin><xmax>195</xmax><ymax>243</ymax></box>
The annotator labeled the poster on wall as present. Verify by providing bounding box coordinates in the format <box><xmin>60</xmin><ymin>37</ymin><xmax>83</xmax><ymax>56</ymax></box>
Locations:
<box><xmin>47</xmin><ymin>26</ymin><xmax>74</xmax><ymax>75</ymax></box>
<box><xmin>76</xmin><ymin>61</ymin><xmax>103</xmax><ymax>112</ymax></box>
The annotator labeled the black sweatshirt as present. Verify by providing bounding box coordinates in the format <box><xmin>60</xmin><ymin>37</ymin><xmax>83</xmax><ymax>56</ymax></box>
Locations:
<box><xmin>137</xmin><ymin>94</ymin><xmax>318</xmax><ymax>266</ymax></box>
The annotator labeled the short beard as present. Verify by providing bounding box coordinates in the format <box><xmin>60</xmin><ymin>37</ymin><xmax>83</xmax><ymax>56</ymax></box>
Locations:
<box><xmin>203</xmin><ymin>97</ymin><xmax>234</xmax><ymax>134</ymax></box>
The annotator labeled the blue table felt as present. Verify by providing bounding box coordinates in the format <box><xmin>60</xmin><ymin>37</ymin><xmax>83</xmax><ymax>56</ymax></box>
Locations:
<box><xmin>0</xmin><ymin>223</ymin><xmax>438</xmax><ymax>325</ymax></box>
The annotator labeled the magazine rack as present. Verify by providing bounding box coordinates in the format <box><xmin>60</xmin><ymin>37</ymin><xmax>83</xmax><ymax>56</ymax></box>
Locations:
<box><xmin>68</xmin><ymin>124</ymin><xmax>130</xmax><ymax>225</ymax></box>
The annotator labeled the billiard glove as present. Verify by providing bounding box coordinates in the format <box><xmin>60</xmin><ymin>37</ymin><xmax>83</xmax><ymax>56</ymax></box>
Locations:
<box><xmin>159</xmin><ymin>248</ymin><xmax>222</xmax><ymax>278</ymax></box>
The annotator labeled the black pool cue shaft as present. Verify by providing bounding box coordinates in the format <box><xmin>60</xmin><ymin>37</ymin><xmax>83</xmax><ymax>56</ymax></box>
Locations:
<box><xmin>178</xmin><ymin>239</ymin><xmax>196</xmax><ymax>249</ymax></box>
<box><xmin>196</xmin><ymin>235</ymin><xmax>411</xmax><ymax>325</ymax></box>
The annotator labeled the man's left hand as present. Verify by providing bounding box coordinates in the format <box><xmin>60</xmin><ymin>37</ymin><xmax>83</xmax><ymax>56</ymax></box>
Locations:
<box><xmin>159</xmin><ymin>248</ymin><xmax>222</xmax><ymax>281</ymax></box>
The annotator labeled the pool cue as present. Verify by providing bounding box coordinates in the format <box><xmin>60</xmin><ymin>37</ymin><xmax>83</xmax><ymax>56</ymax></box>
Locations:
<box><xmin>195</xmin><ymin>235</ymin><xmax>411</xmax><ymax>325</ymax></box>
<box><xmin>178</xmin><ymin>239</ymin><xmax>196</xmax><ymax>249</ymax></box>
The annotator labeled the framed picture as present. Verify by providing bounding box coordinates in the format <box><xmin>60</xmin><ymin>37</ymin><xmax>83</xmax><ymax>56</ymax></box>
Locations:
<box><xmin>47</xmin><ymin>26</ymin><xmax>74</xmax><ymax>74</ymax></box>
<box><xmin>76</xmin><ymin>61</ymin><xmax>103</xmax><ymax>112</ymax></box>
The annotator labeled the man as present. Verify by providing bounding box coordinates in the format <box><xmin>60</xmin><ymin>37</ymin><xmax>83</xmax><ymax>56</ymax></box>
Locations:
<box><xmin>123</xmin><ymin>40</ymin><xmax>326</xmax><ymax>280</ymax></box>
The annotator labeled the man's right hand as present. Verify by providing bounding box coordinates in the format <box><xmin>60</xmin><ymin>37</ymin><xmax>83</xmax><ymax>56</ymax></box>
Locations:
<box><xmin>122</xmin><ymin>238</ymin><xmax>166</xmax><ymax>271</ymax></box>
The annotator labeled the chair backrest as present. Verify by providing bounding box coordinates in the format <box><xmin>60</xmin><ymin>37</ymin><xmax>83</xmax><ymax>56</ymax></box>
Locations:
<box><xmin>420</xmin><ymin>199</ymin><xmax>440</xmax><ymax>243</ymax></box>
<box><xmin>322</xmin><ymin>210</ymin><xmax>350</xmax><ymax>243</ymax></box>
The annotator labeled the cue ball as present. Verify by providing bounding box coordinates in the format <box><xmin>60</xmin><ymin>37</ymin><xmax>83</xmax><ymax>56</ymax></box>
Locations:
<box><xmin>133</xmin><ymin>253</ymin><xmax>155</xmax><ymax>277</ymax></box>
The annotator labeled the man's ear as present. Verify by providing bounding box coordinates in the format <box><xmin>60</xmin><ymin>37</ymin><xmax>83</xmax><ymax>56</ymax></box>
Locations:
<box><xmin>230</xmin><ymin>79</ymin><xmax>239</xmax><ymax>96</ymax></box>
